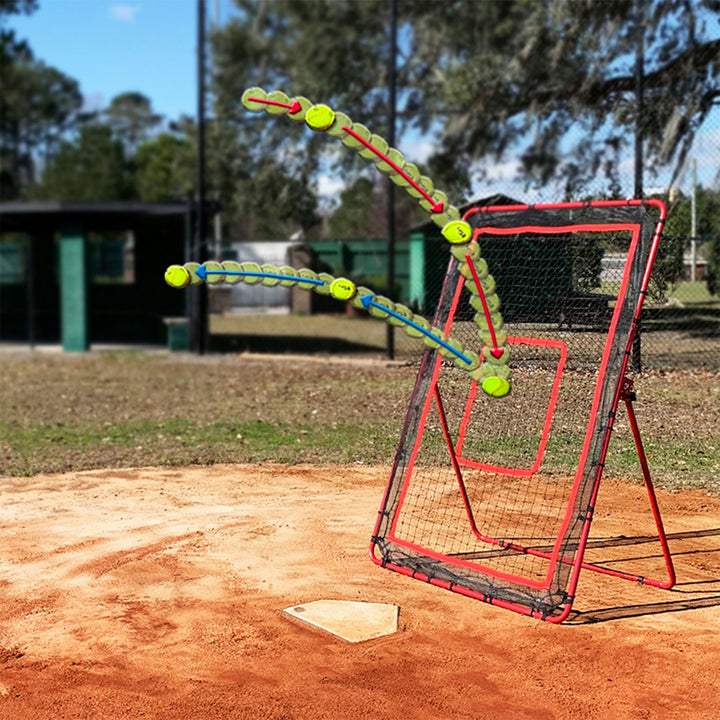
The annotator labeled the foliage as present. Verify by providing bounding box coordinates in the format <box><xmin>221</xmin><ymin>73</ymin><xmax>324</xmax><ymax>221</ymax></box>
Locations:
<box><xmin>4</xmin><ymin>0</ymin><xmax>718</xmax><ymax>247</ymax></box>
<box><xmin>708</xmin><ymin>234</ymin><xmax>720</xmax><ymax>296</ymax></box>
<box><xmin>665</xmin><ymin>185</ymin><xmax>720</xmax><ymax>296</ymax></box>
<box><xmin>327</xmin><ymin>177</ymin><xmax>376</xmax><ymax>238</ymax></box>
<box><xmin>134</xmin><ymin>132</ymin><xmax>195</xmax><ymax>202</ymax></box>
<box><xmin>697</xmin><ymin>188</ymin><xmax>720</xmax><ymax>297</ymax></box>
<box><xmin>571</xmin><ymin>235</ymin><xmax>604</xmax><ymax>293</ymax></box>
<box><xmin>103</xmin><ymin>92</ymin><xmax>163</xmax><ymax>154</ymax></box>
<box><xmin>0</xmin><ymin>0</ymin><xmax>38</xmax><ymax>13</ymax></box>
<box><xmin>0</xmin><ymin>14</ymin><xmax>82</xmax><ymax>198</ymax></box>
<box><xmin>213</xmin><ymin>0</ymin><xmax>720</xmax><ymax>207</ymax></box>
<box><xmin>648</xmin><ymin>233</ymin><xmax>685</xmax><ymax>302</ymax></box>
<box><xmin>326</xmin><ymin>175</ymin><xmax>421</xmax><ymax>239</ymax></box>
<box><xmin>240</xmin><ymin>158</ymin><xmax>320</xmax><ymax>238</ymax></box>
<box><xmin>30</xmin><ymin>124</ymin><xmax>134</xmax><ymax>201</ymax></box>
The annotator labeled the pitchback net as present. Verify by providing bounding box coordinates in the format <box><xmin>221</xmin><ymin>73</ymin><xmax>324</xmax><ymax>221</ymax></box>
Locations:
<box><xmin>370</xmin><ymin>199</ymin><xmax>667</xmax><ymax>621</ymax></box>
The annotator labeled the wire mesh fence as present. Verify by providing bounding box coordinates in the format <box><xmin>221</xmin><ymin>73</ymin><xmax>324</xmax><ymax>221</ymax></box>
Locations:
<box><xmin>381</xmin><ymin>231</ymin><xmax>719</xmax><ymax>373</ymax></box>
<box><xmin>381</xmin><ymin>105</ymin><xmax>720</xmax><ymax>371</ymax></box>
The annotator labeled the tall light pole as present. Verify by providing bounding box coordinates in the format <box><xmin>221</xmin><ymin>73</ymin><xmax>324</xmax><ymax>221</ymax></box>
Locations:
<box><xmin>194</xmin><ymin>0</ymin><xmax>209</xmax><ymax>354</ymax></box>
<box><xmin>386</xmin><ymin>0</ymin><xmax>397</xmax><ymax>360</ymax></box>
<box><xmin>632</xmin><ymin>0</ymin><xmax>645</xmax><ymax>372</ymax></box>
<box><xmin>634</xmin><ymin>0</ymin><xmax>644</xmax><ymax>201</ymax></box>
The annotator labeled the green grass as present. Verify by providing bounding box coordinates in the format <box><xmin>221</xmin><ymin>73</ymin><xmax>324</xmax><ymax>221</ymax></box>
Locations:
<box><xmin>0</xmin><ymin>417</ymin><xmax>400</xmax><ymax>476</ymax></box>
<box><xmin>596</xmin><ymin>280</ymin><xmax>717</xmax><ymax>305</ymax></box>
<box><xmin>605</xmin><ymin>436</ymin><xmax>720</xmax><ymax>485</ymax></box>
<box><xmin>668</xmin><ymin>281</ymin><xmax>717</xmax><ymax>305</ymax></box>
<box><xmin>0</xmin><ymin>352</ymin><xmax>717</xmax><ymax>493</ymax></box>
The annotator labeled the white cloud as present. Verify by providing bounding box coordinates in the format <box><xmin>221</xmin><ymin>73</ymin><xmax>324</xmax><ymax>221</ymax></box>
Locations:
<box><xmin>481</xmin><ymin>158</ymin><xmax>523</xmax><ymax>182</ymax></box>
<box><xmin>399</xmin><ymin>138</ymin><xmax>435</xmax><ymax>165</ymax></box>
<box><xmin>109</xmin><ymin>4</ymin><xmax>141</xmax><ymax>22</ymax></box>
<box><xmin>316</xmin><ymin>174</ymin><xmax>346</xmax><ymax>199</ymax></box>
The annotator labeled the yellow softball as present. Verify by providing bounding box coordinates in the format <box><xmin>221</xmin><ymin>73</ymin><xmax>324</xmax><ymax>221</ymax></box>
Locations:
<box><xmin>442</xmin><ymin>220</ymin><xmax>473</xmax><ymax>245</ymax></box>
<box><xmin>164</xmin><ymin>265</ymin><xmax>191</xmax><ymax>289</ymax></box>
<box><xmin>481</xmin><ymin>375</ymin><xmax>511</xmax><ymax>398</ymax></box>
<box><xmin>329</xmin><ymin>277</ymin><xmax>357</xmax><ymax>301</ymax></box>
<box><xmin>305</xmin><ymin>104</ymin><xmax>336</xmax><ymax>132</ymax></box>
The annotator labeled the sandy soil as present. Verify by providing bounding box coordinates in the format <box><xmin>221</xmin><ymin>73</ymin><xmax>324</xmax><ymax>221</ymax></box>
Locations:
<box><xmin>0</xmin><ymin>463</ymin><xmax>718</xmax><ymax>720</ymax></box>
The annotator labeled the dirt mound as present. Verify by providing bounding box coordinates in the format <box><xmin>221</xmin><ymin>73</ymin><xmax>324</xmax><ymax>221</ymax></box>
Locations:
<box><xmin>1</xmin><ymin>464</ymin><xmax>718</xmax><ymax>719</ymax></box>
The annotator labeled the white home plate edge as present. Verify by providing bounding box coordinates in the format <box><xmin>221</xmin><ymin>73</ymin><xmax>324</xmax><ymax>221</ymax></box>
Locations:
<box><xmin>282</xmin><ymin>600</ymin><xmax>399</xmax><ymax>643</ymax></box>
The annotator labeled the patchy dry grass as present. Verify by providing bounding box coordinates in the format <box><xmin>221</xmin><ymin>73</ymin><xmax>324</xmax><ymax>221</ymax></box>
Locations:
<box><xmin>0</xmin><ymin>350</ymin><xmax>717</xmax><ymax>492</ymax></box>
<box><xmin>0</xmin><ymin>351</ymin><xmax>414</xmax><ymax>476</ymax></box>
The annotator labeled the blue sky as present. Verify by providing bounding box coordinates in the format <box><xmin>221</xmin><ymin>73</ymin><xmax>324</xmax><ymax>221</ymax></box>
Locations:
<box><xmin>7</xmin><ymin>1</ymin><xmax>238</xmax><ymax>121</ymax></box>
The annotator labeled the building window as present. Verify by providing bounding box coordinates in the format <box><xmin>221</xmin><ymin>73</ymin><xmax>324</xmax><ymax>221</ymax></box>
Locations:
<box><xmin>88</xmin><ymin>230</ymin><xmax>135</xmax><ymax>284</ymax></box>
<box><xmin>0</xmin><ymin>233</ymin><xmax>28</xmax><ymax>284</ymax></box>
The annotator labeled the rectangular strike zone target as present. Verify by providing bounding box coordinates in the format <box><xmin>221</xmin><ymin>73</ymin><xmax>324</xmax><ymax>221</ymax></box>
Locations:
<box><xmin>370</xmin><ymin>200</ymin><xmax>671</xmax><ymax>621</ymax></box>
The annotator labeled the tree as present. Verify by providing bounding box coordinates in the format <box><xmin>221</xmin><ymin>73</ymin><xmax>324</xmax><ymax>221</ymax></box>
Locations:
<box><xmin>212</xmin><ymin>0</ymin><xmax>720</xmax><ymax>208</ymax></box>
<box><xmin>671</xmin><ymin>185</ymin><xmax>720</xmax><ymax>296</ymax></box>
<box><xmin>409</xmin><ymin>0</ymin><xmax>720</xmax><ymax>196</ymax></box>
<box><xmin>663</xmin><ymin>184</ymin><xmax>720</xmax><ymax>297</ymax></box>
<box><xmin>0</xmin><ymin>0</ymin><xmax>38</xmax><ymax>13</ymax></box>
<box><xmin>134</xmin><ymin>132</ymin><xmax>195</xmax><ymax>202</ymax></box>
<box><xmin>103</xmin><ymin>92</ymin><xmax>163</xmax><ymax>155</ymax></box>
<box><xmin>697</xmin><ymin>187</ymin><xmax>720</xmax><ymax>296</ymax></box>
<box><xmin>156</xmin><ymin>113</ymin><xmax>319</xmax><ymax>240</ymax></box>
<box><xmin>210</xmin><ymin>0</ymin><xmax>392</xmax><ymax>237</ymax></box>
<box><xmin>238</xmin><ymin>158</ymin><xmax>319</xmax><ymax>239</ymax></box>
<box><xmin>708</xmin><ymin>233</ymin><xmax>720</xmax><ymax>297</ymax></box>
<box><xmin>1</xmin><ymin>0</ymin><xmax>82</xmax><ymax>198</ymax></box>
<box><xmin>327</xmin><ymin>177</ymin><xmax>376</xmax><ymax>238</ymax></box>
<box><xmin>327</xmin><ymin>174</ymin><xmax>423</xmax><ymax>239</ymax></box>
<box><xmin>32</xmin><ymin>123</ymin><xmax>133</xmax><ymax>201</ymax></box>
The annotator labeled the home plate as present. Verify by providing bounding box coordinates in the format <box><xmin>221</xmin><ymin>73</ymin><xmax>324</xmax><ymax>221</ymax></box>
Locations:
<box><xmin>282</xmin><ymin>600</ymin><xmax>399</xmax><ymax>643</ymax></box>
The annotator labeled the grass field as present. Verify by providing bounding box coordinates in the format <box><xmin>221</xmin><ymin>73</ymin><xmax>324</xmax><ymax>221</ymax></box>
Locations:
<box><xmin>1</xmin><ymin>349</ymin><xmax>718</xmax><ymax>493</ymax></box>
<box><xmin>2</xmin><ymin>349</ymin><xmax>719</xmax><ymax>719</ymax></box>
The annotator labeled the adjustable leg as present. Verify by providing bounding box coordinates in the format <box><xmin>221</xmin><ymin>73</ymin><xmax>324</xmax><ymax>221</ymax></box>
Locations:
<box><xmin>490</xmin><ymin>377</ymin><xmax>678</xmax><ymax>589</ymax></box>
<box><xmin>572</xmin><ymin>378</ymin><xmax>676</xmax><ymax>588</ymax></box>
<box><xmin>617</xmin><ymin>377</ymin><xmax>676</xmax><ymax>588</ymax></box>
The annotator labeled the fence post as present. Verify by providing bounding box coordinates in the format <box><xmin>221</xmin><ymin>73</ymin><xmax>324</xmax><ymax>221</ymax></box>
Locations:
<box><xmin>59</xmin><ymin>225</ymin><xmax>88</xmax><ymax>352</ymax></box>
<box><xmin>631</xmin><ymin>0</ymin><xmax>645</xmax><ymax>372</ymax></box>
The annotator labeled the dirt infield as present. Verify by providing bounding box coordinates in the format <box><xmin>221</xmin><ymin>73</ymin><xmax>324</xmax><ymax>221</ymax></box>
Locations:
<box><xmin>1</xmin><ymin>463</ymin><xmax>718</xmax><ymax>719</ymax></box>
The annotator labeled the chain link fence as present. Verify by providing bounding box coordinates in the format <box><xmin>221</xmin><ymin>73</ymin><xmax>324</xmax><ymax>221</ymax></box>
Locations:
<box><xmin>379</xmin><ymin>104</ymin><xmax>720</xmax><ymax>372</ymax></box>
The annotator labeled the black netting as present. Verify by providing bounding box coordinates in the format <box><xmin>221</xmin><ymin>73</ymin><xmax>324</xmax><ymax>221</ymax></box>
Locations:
<box><xmin>373</xmin><ymin>201</ymin><xmax>662</xmax><ymax>618</ymax></box>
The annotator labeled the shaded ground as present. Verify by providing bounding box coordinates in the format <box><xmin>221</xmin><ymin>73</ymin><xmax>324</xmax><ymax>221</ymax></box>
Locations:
<box><xmin>1</xmin><ymin>464</ymin><xmax>718</xmax><ymax>719</ymax></box>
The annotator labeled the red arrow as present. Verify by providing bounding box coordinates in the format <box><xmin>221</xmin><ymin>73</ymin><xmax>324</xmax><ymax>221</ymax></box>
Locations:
<box><xmin>341</xmin><ymin>126</ymin><xmax>444</xmax><ymax>213</ymax></box>
<box><xmin>248</xmin><ymin>96</ymin><xmax>302</xmax><ymax>114</ymax></box>
<box><xmin>465</xmin><ymin>253</ymin><xmax>504</xmax><ymax>359</ymax></box>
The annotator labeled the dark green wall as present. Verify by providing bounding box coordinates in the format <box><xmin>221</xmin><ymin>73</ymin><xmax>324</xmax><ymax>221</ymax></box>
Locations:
<box><xmin>0</xmin><ymin>214</ymin><xmax>187</xmax><ymax>344</ymax></box>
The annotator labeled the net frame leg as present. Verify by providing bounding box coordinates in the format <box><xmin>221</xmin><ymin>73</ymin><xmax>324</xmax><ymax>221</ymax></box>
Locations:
<box><xmin>433</xmin><ymin>385</ymin><xmax>498</xmax><ymax>545</ymax></box>
<box><xmin>432</xmin><ymin>375</ymin><xmax>677</xmax><ymax>621</ymax></box>
<box><xmin>511</xmin><ymin>377</ymin><xmax>677</xmax><ymax>592</ymax></box>
<box><xmin>571</xmin><ymin>377</ymin><xmax>676</xmax><ymax>589</ymax></box>
<box><xmin>447</xmin><ymin>376</ymin><xmax>677</xmax><ymax>594</ymax></box>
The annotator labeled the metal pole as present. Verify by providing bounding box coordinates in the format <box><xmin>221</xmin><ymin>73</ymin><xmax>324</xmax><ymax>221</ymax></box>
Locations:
<box><xmin>26</xmin><ymin>235</ymin><xmax>35</xmax><ymax>350</ymax></box>
<box><xmin>195</xmin><ymin>0</ymin><xmax>209</xmax><ymax>354</ymax></box>
<box><xmin>631</xmin><ymin>0</ymin><xmax>645</xmax><ymax>372</ymax></box>
<box><xmin>691</xmin><ymin>158</ymin><xmax>697</xmax><ymax>281</ymax></box>
<box><xmin>185</xmin><ymin>200</ymin><xmax>193</xmax><ymax>329</ymax></box>
<box><xmin>385</xmin><ymin>0</ymin><xmax>397</xmax><ymax>360</ymax></box>
<box><xmin>633</xmin><ymin>0</ymin><xmax>644</xmax><ymax>201</ymax></box>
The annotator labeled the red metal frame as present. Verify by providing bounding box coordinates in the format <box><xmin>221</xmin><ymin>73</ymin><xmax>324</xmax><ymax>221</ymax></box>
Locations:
<box><xmin>455</xmin><ymin>336</ymin><xmax>567</xmax><ymax>476</ymax></box>
<box><xmin>370</xmin><ymin>199</ymin><xmax>675</xmax><ymax>622</ymax></box>
<box><xmin>439</xmin><ymin>376</ymin><xmax>675</xmax><ymax>587</ymax></box>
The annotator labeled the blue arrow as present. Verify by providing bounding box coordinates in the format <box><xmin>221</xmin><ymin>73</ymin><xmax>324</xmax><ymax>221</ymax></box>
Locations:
<box><xmin>196</xmin><ymin>266</ymin><xmax>324</xmax><ymax>286</ymax></box>
<box><xmin>360</xmin><ymin>295</ymin><xmax>472</xmax><ymax>366</ymax></box>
